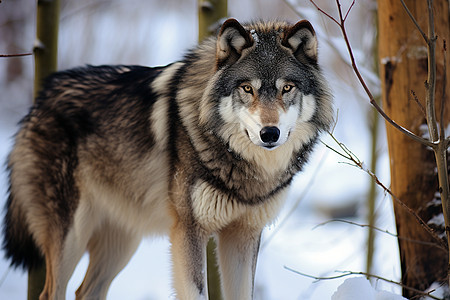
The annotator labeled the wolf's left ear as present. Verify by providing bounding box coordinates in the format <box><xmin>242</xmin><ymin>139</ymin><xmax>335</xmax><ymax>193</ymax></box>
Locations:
<box><xmin>282</xmin><ymin>20</ymin><xmax>318</xmax><ymax>63</ymax></box>
<box><xmin>216</xmin><ymin>19</ymin><xmax>254</xmax><ymax>68</ymax></box>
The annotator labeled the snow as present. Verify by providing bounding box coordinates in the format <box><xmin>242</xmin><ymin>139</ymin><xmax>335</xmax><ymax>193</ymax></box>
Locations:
<box><xmin>428</xmin><ymin>213</ymin><xmax>445</xmax><ymax>227</ymax></box>
<box><xmin>380</xmin><ymin>56</ymin><xmax>403</xmax><ymax>65</ymax></box>
<box><xmin>250</xmin><ymin>29</ymin><xmax>259</xmax><ymax>43</ymax></box>
<box><xmin>332</xmin><ymin>277</ymin><xmax>407</xmax><ymax>300</ymax></box>
<box><xmin>427</xmin><ymin>193</ymin><xmax>442</xmax><ymax>208</ymax></box>
<box><xmin>0</xmin><ymin>0</ymin><xmax>406</xmax><ymax>299</ymax></box>
<box><xmin>426</xmin><ymin>282</ymin><xmax>450</xmax><ymax>299</ymax></box>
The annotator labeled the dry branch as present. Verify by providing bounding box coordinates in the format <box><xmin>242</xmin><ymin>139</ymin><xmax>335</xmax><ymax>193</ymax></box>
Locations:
<box><xmin>284</xmin><ymin>266</ymin><xmax>443</xmax><ymax>300</ymax></box>
<box><xmin>315</xmin><ymin>219</ymin><xmax>446</xmax><ymax>251</ymax></box>
<box><xmin>0</xmin><ymin>53</ymin><xmax>32</xmax><ymax>57</ymax></box>
<box><xmin>310</xmin><ymin>0</ymin><xmax>450</xmax><ymax>291</ymax></box>
<box><xmin>322</xmin><ymin>132</ymin><xmax>448</xmax><ymax>251</ymax></box>
<box><xmin>309</xmin><ymin>0</ymin><xmax>434</xmax><ymax>148</ymax></box>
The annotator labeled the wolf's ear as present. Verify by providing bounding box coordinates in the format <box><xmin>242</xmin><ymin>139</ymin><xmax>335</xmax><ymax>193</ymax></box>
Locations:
<box><xmin>216</xmin><ymin>19</ymin><xmax>253</xmax><ymax>68</ymax></box>
<box><xmin>282</xmin><ymin>20</ymin><xmax>318</xmax><ymax>63</ymax></box>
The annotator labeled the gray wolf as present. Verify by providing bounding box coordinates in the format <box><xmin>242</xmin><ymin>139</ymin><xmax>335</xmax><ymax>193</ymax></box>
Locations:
<box><xmin>2</xmin><ymin>19</ymin><xmax>333</xmax><ymax>299</ymax></box>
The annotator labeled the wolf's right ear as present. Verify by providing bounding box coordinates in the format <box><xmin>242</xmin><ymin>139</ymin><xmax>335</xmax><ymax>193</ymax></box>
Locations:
<box><xmin>282</xmin><ymin>20</ymin><xmax>318</xmax><ymax>63</ymax></box>
<box><xmin>216</xmin><ymin>19</ymin><xmax>254</xmax><ymax>68</ymax></box>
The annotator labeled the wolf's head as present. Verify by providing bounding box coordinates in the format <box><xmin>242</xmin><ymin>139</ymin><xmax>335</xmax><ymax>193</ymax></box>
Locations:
<box><xmin>199</xmin><ymin>19</ymin><xmax>332</xmax><ymax>155</ymax></box>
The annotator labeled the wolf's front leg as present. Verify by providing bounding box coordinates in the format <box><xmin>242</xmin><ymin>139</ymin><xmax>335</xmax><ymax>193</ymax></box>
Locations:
<box><xmin>170</xmin><ymin>219</ymin><xmax>209</xmax><ymax>300</ymax></box>
<box><xmin>217</xmin><ymin>222</ymin><xmax>262</xmax><ymax>300</ymax></box>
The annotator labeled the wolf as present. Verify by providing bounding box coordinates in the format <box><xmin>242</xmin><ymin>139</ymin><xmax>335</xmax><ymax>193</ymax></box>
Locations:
<box><xmin>2</xmin><ymin>19</ymin><xmax>333</xmax><ymax>299</ymax></box>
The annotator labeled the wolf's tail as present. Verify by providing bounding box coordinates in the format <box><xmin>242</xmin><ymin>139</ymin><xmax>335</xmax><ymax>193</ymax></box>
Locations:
<box><xmin>2</xmin><ymin>192</ymin><xmax>44</xmax><ymax>271</ymax></box>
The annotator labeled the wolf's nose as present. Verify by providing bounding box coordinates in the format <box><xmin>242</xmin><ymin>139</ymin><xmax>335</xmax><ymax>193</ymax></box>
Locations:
<box><xmin>260</xmin><ymin>126</ymin><xmax>280</xmax><ymax>143</ymax></box>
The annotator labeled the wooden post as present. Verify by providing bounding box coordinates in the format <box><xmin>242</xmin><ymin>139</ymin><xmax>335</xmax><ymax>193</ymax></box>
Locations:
<box><xmin>377</xmin><ymin>0</ymin><xmax>450</xmax><ymax>297</ymax></box>
<box><xmin>29</xmin><ymin>0</ymin><xmax>60</xmax><ymax>299</ymax></box>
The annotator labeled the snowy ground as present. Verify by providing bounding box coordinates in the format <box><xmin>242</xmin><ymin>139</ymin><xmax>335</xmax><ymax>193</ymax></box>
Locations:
<box><xmin>0</xmin><ymin>0</ymin><xmax>410</xmax><ymax>299</ymax></box>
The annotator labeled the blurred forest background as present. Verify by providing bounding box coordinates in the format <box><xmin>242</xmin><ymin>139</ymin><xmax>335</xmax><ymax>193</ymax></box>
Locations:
<box><xmin>0</xmin><ymin>0</ymin><xmax>403</xmax><ymax>299</ymax></box>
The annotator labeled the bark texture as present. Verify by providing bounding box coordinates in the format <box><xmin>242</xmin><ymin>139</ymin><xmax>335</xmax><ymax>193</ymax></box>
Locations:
<box><xmin>377</xmin><ymin>0</ymin><xmax>450</xmax><ymax>297</ymax></box>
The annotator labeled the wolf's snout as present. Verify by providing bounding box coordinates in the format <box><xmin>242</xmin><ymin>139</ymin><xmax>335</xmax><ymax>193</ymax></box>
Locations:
<box><xmin>260</xmin><ymin>126</ymin><xmax>280</xmax><ymax>143</ymax></box>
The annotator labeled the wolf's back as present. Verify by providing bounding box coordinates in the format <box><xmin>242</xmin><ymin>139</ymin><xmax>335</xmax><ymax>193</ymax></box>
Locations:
<box><xmin>2</xmin><ymin>65</ymin><xmax>165</xmax><ymax>270</ymax></box>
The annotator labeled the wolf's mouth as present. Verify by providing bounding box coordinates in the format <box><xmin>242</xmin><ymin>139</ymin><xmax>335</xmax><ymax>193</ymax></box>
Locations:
<box><xmin>263</xmin><ymin>144</ymin><xmax>276</xmax><ymax>149</ymax></box>
<box><xmin>245</xmin><ymin>129</ymin><xmax>251</xmax><ymax>140</ymax></box>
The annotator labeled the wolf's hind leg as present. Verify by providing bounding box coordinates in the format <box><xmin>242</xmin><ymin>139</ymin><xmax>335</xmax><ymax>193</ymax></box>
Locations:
<box><xmin>75</xmin><ymin>220</ymin><xmax>141</xmax><ymax>300</ymax></box>
<box><xmin>217</xmin><ymin>221</ymin><xmax>262</xmax><ymax>300</ymax></box>
<box><xmin>37</xmin><ymin>225</ymin><xmax>89</xmax><ymax>300</ymax></box>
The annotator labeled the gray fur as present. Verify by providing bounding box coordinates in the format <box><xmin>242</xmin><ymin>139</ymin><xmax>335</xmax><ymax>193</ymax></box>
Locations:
<box><xmin>3</xmin><ymin>19</ymin><xmax>333</xmax><ymax>300</ymax></box>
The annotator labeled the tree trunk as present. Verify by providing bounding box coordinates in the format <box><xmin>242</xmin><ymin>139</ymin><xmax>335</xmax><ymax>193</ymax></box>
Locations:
<box><xmin>29</xmin><ymin>1</ymin><xmax>60</xmax><ymax>299</ymax></box>
<box><xmin>377</xmin><ymin>0</ymin><xmax>450</xmax><ymax>297</ymax></box>
<box><xmin>34</xmin><ymin>0</ymin><xmax>60</xmax><ymax>98</ymax></box>
<box><xmin>198</xmin><ymin>0</ymin><xmax>227</xmax><ymax>42</ymax></box>
<box><xmin>198</xmin><ymin>1</ymin><xmax>227</xmax><ymax>299</ymax></box>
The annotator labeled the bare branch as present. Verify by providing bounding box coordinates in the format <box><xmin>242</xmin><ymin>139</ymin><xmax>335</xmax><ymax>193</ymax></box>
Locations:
<box><xmin>324</xmin><ymin>131</ymin><xmax>448</xmax><ymax>250</ymax></box>
<box><xmin>425</xmin><ymin>0</ymin><xmax>439</xmax><ymax>143</ymax></box>
<box><xmin>410</xmin><ymin>90</ymin><xmax>427</xmax><ymax>118</ymax></box>
<box><xmin>315</xmin><ymin>219</ymin><xmax>447</xmax><ymax>251</ymax></box>
<box><xmin>400</xmin><ymin>0</ymin><xmax>429</xmax><ymax>43</ymax></box>
<box><xmin>440</xmin><ymin>40</ymin><xmax>447</xmax><ymax>142</ymax></box>
<box><xmin>261</xmin><ymin>153</ymin><xmax>327</xmax><ymax>249</ymax></box>
<box><xmin>342</xmin><ymin>0</ymin><xmax>355</xmax><ymax>23</ymax></box>
<box><xmin>0</xmin><ymin>53</ymin><xmax>32</xmax><ymax>58</ymax></box>
<box><xmin>309</xmin><ymin>0</ymin><xmax>434</xmax><ymax>149</ymax></box>
<box><xmin>284</xmin><ymin>267</ymin><xmax>443</xmax><ymax>300</ymax></box>
<box><xmin>309</xmin><ymin>0</ymin><xmax>340</xmax><ymax>26</ymax></box>
<box><xmin>421</xmin><ymin>5</ymin><xmax>450</xmax><ymax>289</ymax></box>
<box><xmin>282</xmin><ymin>0</ymin><xmax>379</xmax><ymax>89</ymax></box>
<box><xmin>309</xmin><ymin>0</ymin><xmax>450</xmax><ymax>289</ymax></box>
<box><xmin>330</xmin><ymin>109</ymin><xmax>339</xmax><ymax>135</ymax></box>
<box><xmin>314</xmin><ymin>219</ymin><xmax>399</xmax><ymax>236</ymax></box>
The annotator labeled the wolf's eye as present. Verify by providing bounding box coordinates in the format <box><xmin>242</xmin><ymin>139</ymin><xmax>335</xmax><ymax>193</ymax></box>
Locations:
<box><xmin>282</xmin><ymin>84</ymin><xmax>294</xmax><ymax>94</ymax></box>
<box><xmin>242</xmin><ymin>85</ymin><xmax>254</xmax><ymax>95</ymax></box>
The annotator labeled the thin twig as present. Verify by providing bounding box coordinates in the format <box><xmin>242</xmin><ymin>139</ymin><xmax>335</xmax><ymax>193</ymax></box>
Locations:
<box><xmin>410</xmin><ymin>90</ymin><xmax>427</xmax><ymax>118</ymax></box>
<box><xmin>314</xmin><ymin>219</ymin><xmax>400</xmax><ymax>236</ymax></box>
<box><xmin>342</xmin><ymin>0</ymin><xmax>355</xmax><ymax>23</ymax></box>
<box><xmin>324</xmin><ymin>131</ymin><xmax>448</xmax><ymax>250</ymax></box>
<box><xmin>281</xmin><ymin>0</ymin><xmax>379</xmax><ymax>89</ymax></box>
<box><xmin>0</xmin><ymin>268</ymin><xmax>9</xmax><ymax>289</ymax></box>
<box><xmin>309</xmin><ymin>0</ymin><xmax>450</xmax><ymax>290</ymax></box>
<box><xmin>315</xmin><ymin>219</ymin><xmax>447</xmax><ymax>251</ymax></box>
<box><xmin>399</xmin><ymin>0</ymin><xmax>429</xmax><ymax>43</ymax></box>
<box><xmin>261</xmin><ymin>152</ymin><xmax>327</xmax><ymax>249</ymax></box>
<box><xmin>0</xmin><ymin>53</ymin><xmax>32</xmax><ymax>57</ymax></box>
<box><xmin>309</xmin><ymin>0</ymin><xmax>434</xmax><ymax>149</ymax></box>
<box><xmin>284</xmin><ymin>267</ymin><xmax>442</xmax><ymax>300</ymax></box>
<box><xmin>311</xmin><ymin>0</ymin><xmax>446</xmax><ymax>248</ymax></box>
<box><xmin>309</xmin><ymin>0</ymin><xmax>339</xmax><ymax>26</ymax></box>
